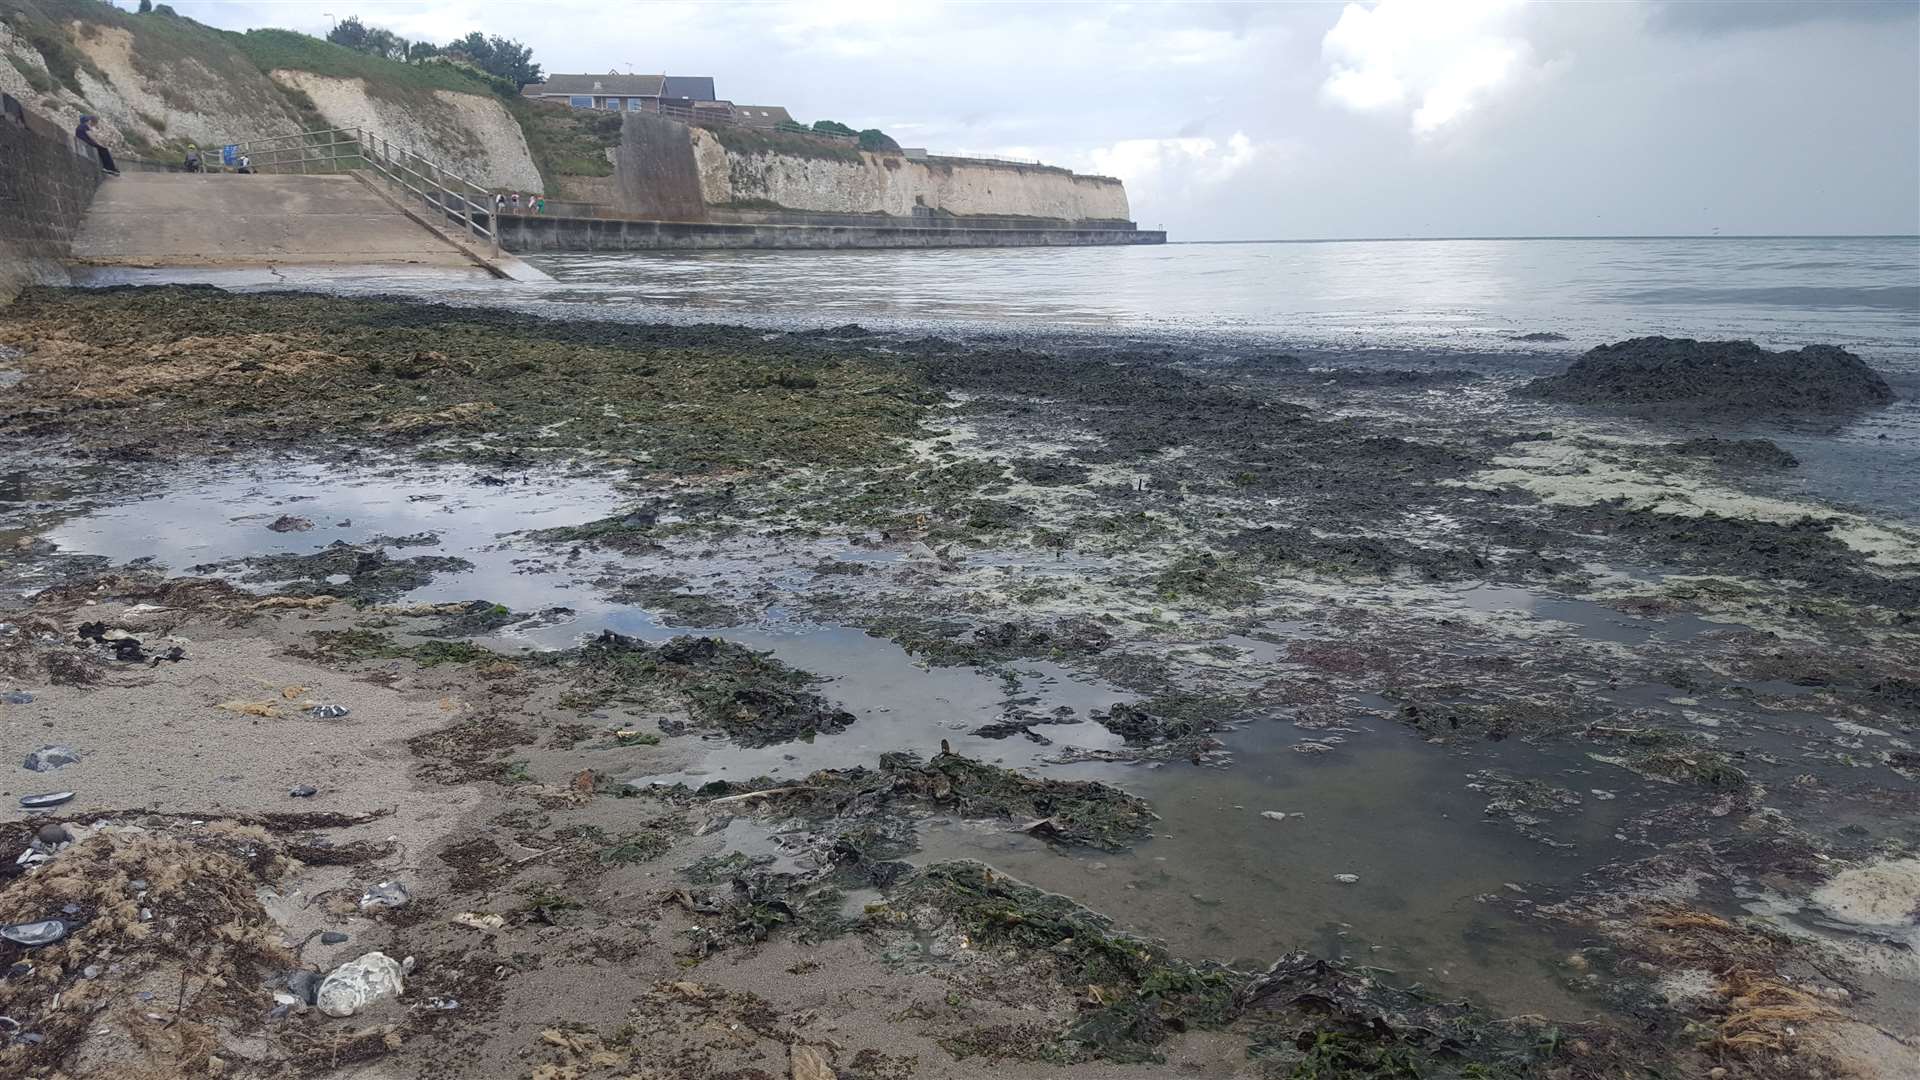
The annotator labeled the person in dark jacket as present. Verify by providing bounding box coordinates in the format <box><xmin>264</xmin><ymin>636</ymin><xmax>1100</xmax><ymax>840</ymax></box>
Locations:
<box><xmin>183</xmin><ymin>144</ymin><xmax>201</xmax><ymax>172</ymax></box>
<box><xmin>75</xmin><ymin>115</ymin><xmax>119</xmax><ymax>176</ymax></box>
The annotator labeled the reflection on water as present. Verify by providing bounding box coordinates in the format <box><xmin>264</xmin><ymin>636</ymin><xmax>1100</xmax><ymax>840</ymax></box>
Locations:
<box><xmin>74</xmin><ymin>237</ymin><xmax>1920</xmax><ymax>370</ymax></box>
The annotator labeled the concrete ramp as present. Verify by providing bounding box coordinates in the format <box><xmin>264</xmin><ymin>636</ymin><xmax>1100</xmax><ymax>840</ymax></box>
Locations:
<box><xmin>70</xmin><ymin>173</ymin><xmax>481</xmax><ymax>270</ymax></box>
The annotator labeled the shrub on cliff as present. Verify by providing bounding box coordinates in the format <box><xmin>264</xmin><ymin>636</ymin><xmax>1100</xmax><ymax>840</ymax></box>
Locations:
<box><xmin>857</xmin><ymin>128</ymin><xmax>900</xmax><ymax>152</ymax></box>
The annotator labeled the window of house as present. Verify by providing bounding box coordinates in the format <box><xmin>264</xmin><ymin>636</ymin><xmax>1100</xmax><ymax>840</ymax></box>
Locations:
<box><xmin>606</xmin><ymin>98</ymin><xmax>623</xmax><ymax>110</ymax></box>
<box><xmin>628</xmin><ymin>99</ymin><xmax>645</xmax><ymax>111</ymax></box>
<box><xmin>568</xmin><ymin>95</ymin><xmax>593</xmax><ymax>108</ymax></box>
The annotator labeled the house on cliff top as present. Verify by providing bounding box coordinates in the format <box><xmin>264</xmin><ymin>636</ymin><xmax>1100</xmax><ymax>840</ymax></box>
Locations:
<box><xmin>525</xmin><ymin>71</ymin><xmax>762</xmax><ymax>120</ymax></box>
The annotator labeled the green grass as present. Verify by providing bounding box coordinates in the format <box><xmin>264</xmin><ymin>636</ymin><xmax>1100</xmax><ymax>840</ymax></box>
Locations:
<box><xmin>508</xmin><ymin>96</ymin><xmax>623</xmax><ymax>186</ymax></box>
<box><xmin>703</xmin><ymin>122</ymin><xmax>863</xmax><ymax>164</ymax></box>
<box><xmin>228</xmin><ymin>28</ymin><xmax>494</xmax><ymax>99</ymax></box>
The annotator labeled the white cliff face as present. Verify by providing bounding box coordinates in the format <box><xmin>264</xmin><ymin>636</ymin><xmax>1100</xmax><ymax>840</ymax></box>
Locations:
<box><xmin>689</xmin><ymin>127</ymin><xmax>1131</xmax><ymax>221</ymax></box>
<box><xmin>270</xmin><ymin>71</ymin><xmax>544</xmax><ymax>193</ymax></box>
<box><xmin>0</xmin><ymin>22</ymin><xmax>302</xmax><ymax>159</ymax></box>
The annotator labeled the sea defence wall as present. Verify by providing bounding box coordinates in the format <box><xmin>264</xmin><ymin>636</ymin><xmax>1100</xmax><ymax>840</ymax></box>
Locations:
<box><xmin>0</xmin><ymin>93</ymin><xmax>101</xmax><ymax>302</ymax></box>
<box><xmin>612</xmin><ymin>112</ymin><xmax>709</xmax><ymax>222</ymax></box>
<box><xmin>495</xmin><ymin>214</ymin><xmax>1164</xmax><ymax>252</ymax></box>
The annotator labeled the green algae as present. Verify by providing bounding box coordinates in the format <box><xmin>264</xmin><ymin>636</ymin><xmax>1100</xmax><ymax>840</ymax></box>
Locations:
<box><xmin>574</xmin><ymin>631</ymin><xmax>853</xmax><ymax>747</ymax></box>
<box><xmin>306</xmin><ymin>628</ymin><xmax>502</xmax><ymax>667</ymax></box>
<box><xmin>878</xmin><ymin>861</ymin><xmax>1243</xmax><ymax>1063</ymax></box>
<box><xmin>0</xmin><ymin>287</ymin><xmax>927</xmax><ymax>478</ymax></box>
<box><xmin>694</xmin><ymin>750</ymin><xmax>1154</xmax><ymax>852</ymax></box>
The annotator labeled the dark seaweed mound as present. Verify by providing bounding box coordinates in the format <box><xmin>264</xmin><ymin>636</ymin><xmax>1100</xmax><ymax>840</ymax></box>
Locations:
<box><xmin>1669</xmin><ymin>437</ymin><xmax>1800</xmax><ymax>470</ymax></box>
<box><xmin>1518</xmin><ymin>337</ymin><xmax>1895</xmax><ymax>415</ymax></box>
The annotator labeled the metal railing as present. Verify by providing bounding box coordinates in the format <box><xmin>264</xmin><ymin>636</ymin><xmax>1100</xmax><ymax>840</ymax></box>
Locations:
<box><xmin>215</xmin><ymin>126</ymin><xmax>499</xmax><ymax>256</ymax></box>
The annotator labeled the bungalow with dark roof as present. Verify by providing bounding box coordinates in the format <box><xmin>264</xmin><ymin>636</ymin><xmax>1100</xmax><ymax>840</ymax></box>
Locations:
<box><xmin>522</xmin><ymin>72</ymin><xmax>716</xmax><ymax>113</ymax></box>
<box><xmin>733</xmin><ymin>105</ymin><xmax>797</xmax><ymax>130</ymax></box>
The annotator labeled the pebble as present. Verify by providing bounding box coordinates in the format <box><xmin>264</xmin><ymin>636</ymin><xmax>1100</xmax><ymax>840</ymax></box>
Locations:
<box><xmin>288</xmin><ymin>785</ymin><xmax>318</xmax><ymax>798</ymax></box>
<box><xmin>21</xmin><ymin>746</ymin><xmax>79</xmax><ymax>772</ymax></box>
<box><xmin>310</xmin><ymin>704</ymin><xmax>350</xmax><ymax>719</ymax></box>
<box><xmin>1333</xmin><ymin>873</ymin><xmax>1360</xmax><ymax>885</ymax></box>
<box><xmin>2</xmin><ymin>691</ymin><xmax>33</xmax><ymax>704</ymax></box>
<box><xmin>82</xmin><ymin>965</ymin><xmax>101</xmax><ymax>979</ymax></box>
<box><xmin>321</xmin><ymin>931</ymin><xmax>349</xmax><ymax>945</ymax></box>
<box><xmin>287</xmin><ymin>969</ymin><xmax>322</xmax><ymax>1006</ymax></box>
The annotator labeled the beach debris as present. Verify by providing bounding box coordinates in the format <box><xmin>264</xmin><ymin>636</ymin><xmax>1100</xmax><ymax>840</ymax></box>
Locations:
<box><xmin>316</xmin><ymin>951</ymin><xmax>409</xmax><ymax>1017</ymax></box>
<box><xmin>359</xmin><ymin>880</ymin><xmax>411</xmax><ymax>912</ymax></box>
<box><xmin>21</xmin><ymin>746</ymin><xmax>79</xmax><ymax>772</ymax></box>
<box><xmin>789</xmin><ymin>1044</ymin><xmax>836</xmax><ymax>1080</ymax></box>
<box><xmin>310</xmin><ymin>703</ymin><xmax>350</xmax><ymax>719</ymax></box>
<box><xmin>1260</xmin><ymin>811</ymin><xmax>1294</xmax><ymax>822</ymax></box>
<box><xmin>18</xmin><ymin>792</ymin><xmax>73</xmax><ymax>809</ymax></box>
<box><xmin>426</xmin><ymin>996</ymin><xmax>459</xmax><ymax>1010</ymax></box>
<box><xmin>1333</xmin><ymin>873</ymin><xmax>1360</xmax><ymax>885</ymax></box>
<box><xmin>267</xmin><ymin>515</ymin><xmax>315</xmax><ymax>532</ymax></box>
<box><xmin>217</xmin><ymin>700</ymin><xmax>279</xmax><ymax>718</ymax></box>
<box><xmin>2</xmin><ymin>691</ymin><xmax>33</xmax><ymax>704</ymax></box>
<box><xmin>0</xmin><ymin>920</ymin><xmax>68</xmax><ymax>947</ymax></box>
<box><xmin>288</xmin><ymin>785</ymin><xmax>317</xmax><ymax>798</ymax></box>
<box><xmin>452</xmin><ymin>912</ymin><xmax>505</xmax><ymax>933</ymax></box>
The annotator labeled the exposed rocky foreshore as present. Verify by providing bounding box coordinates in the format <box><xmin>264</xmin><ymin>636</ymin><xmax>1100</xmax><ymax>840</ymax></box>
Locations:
<box><xmin>0</xmin><ymin>288</ymin><xmax>1915</xmax><ymax>1080</ymax></box>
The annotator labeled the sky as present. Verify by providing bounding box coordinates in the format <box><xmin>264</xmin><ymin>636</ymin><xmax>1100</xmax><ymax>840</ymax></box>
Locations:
<box><xmin>157</xmin><ymin>0</ymin><xmax>1920</xmax><ymax>241</ymax></box>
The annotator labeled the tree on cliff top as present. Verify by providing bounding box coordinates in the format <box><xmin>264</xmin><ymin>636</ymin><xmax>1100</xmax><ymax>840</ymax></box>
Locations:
<box><xmin>444</xmin><ymin>32</ymin><xmax>541</xmax><ymax>88</ymax></box>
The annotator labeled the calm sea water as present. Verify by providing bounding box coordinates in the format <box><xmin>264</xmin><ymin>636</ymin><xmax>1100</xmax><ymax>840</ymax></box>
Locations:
<box><xmin>77</xmin><ymin>236</ymin><xmax>1920</xmax><ymax>369</ymax></box>
<box><xmin>511</xmin><ymin>236</ymin><xmax>1920</xmax><ymax>369</ymax></box>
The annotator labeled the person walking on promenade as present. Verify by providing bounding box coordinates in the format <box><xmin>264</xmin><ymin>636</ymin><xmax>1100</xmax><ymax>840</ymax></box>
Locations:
<box><xmin>75</xmin><ymin>115</ymin><xmax>119</xmax><ymax>176</ymax></box>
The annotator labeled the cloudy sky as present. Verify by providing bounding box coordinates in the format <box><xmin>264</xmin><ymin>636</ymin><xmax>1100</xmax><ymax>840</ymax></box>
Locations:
<box><xmin>165</xmin><ymin>0</ymin><xmax>1919</xmax><ymax>241</ymax></box>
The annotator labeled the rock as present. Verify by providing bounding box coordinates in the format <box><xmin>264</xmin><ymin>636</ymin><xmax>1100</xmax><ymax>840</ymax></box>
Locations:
<box><xmin>1518</xmin><ymin>337</ymin><xmax>1897</xmax><ymax>415</ymax></box>
<box><xmin>2</xmin><ymin>690</ymin><xmax>33</xmax><ymax>704</ymax></box>
<box><xmin>320</xmin><ymin>932</ymin><xmax>349</xmax><ymax>945</ymax></box>
<box><xmin>22</xmin><ymin>746</ymin><xmax>79</xmax><ymax>772</ymax></box>
<box><xmin>267</xmin><ymin>515</ymin><xmax>315</xmax><ymax>533</ymax></box>
<box><xmin>1333</xmin><ymin>873</ymin><xmax>1360</xmax><ymax>885</ymax></box>
<box><xmin>19</xmin><ymin>791</ymin><xmax>74</xmax><ymax>809</ymax></box>
<box><xmin>359</xmin><ymin>880</ymin><xmax>411</xmax><ymax>911</ymax></box>
<box><xmin>316</xmin><ymin>952</ymin><xmax>406</xmax><ymax>1017</ymax></box>
<box><xmin>789</xmin><ymin>1043</ymin><xmax>836</xmax><ymax>1080</ymax></box>
<box><xmin>288</xmin><ymin>785</ymin><xmax>318</xmax><ymax>798</ymax></box>
<box><xmin>1669</xmin><ymin>437</ymin><xmax>1799</xmax><ymax>470</ymax></box>
<box><xmin>309</xmin><ymin>704</ymin><xmax>350</xmax><ymax>719</ymax></box>
<box><xmin>1260</xmin><ymin>811</ymin><xmax>1292</xmax><ymax>822</ymax></box>
<box><xmin>34</xmin><ymin>824</ymin><xmax>67</xmax><ymax>845</ymax></box>
<box><xmin>287</xmin><ymin>969</ymin><xmax>322</xmax><ymax>1005</ymax></box>
<box><xmin>0</xmin><ymin>920</ymin><xmax>68</xmax><ymax>946</ymax></box>
<box><xmin>1511</xmin><ymin>331</ymin><xmax>1569</xmax><ymax>342</ymax></box>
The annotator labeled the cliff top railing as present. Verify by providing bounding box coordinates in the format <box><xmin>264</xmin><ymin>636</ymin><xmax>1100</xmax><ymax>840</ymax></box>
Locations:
<box><xmin>215</xmin><ymin>126</ymin><xmax>499</xmax><ymax>256</ymax></box>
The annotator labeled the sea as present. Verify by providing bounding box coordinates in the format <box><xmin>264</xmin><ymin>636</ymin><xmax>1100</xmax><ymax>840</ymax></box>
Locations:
<box><xmin>77</xmin><ymin>235</ymin><xmax>1920</xmax><ymax>372</ymax></box>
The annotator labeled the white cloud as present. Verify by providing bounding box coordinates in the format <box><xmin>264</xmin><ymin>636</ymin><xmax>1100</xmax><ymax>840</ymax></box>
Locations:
<box><xmin>1088</xmin><ymin>133</ymin><xmax>1258</xmax><ymax>187</ymax></box>
<box><xmin>1320</xmin><ymin>0</ymin><xmax>1531</xmax><ymax>135</ymax></box>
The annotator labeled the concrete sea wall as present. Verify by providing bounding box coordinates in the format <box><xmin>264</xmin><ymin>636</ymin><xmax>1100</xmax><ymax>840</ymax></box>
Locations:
<box><xmin>688</xmin><ymin>127</ymin><xmax>1129</xmax><ymax>221</ymax></box>
<box><xmin>0</xmin><ymin>93</ymin><xmax>101</xmax><ymax>302</ymax></box>
<box><xmin>612</xmin><ymin>112</ymin><xmax>708</xmax><ymax>222</ymax></box>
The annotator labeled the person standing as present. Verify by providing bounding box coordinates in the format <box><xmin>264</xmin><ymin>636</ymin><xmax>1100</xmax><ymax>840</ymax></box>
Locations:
<box><xmin>75</xmin><ymin>115</ymin><xmax>119</xmax><ymax>176</ymax></box>
<box><xmin>183</xmin><ymin>144</ymin><xmax>201</xmax><ymax>172</ymax></box>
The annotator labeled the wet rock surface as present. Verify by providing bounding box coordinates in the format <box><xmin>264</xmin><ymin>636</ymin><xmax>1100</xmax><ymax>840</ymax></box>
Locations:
<box><xmin>0</xmin><ymin>287</ymin><xmax>1914</xmax><ymax>1079</ymax></box>
<box><xmin>1519</xmin><ymin>336</ymin><xmax>1898</xmax><ymax>415</ymax></box>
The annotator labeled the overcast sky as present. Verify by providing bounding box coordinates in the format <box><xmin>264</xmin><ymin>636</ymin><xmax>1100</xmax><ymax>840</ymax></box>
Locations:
<box><xmin>164</xmin><ymin>0</ymin><xmax>1920</xmax><ymax>241</ymax></box>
